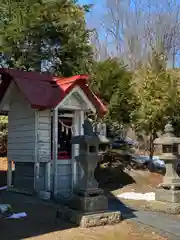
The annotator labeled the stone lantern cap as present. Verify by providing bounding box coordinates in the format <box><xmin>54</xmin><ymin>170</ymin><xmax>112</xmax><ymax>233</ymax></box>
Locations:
<box><xmin>71</xmin><ymin>133</ymin><xmax>110</xmax><ymax>145</ymax></box>
<box><xmin>154</xmin><ymin>123</ymin><xmax>180</xmax><ymax>145</ymax></box>
<box><xmin>71</xmin><ymin>119</ymin><xmax>110</xmax><ymax>145</ymax></box>
<box><xmin>72</xmin><ymin>135</ymin><xmax>100</xmax><ymax>145</ymax></box>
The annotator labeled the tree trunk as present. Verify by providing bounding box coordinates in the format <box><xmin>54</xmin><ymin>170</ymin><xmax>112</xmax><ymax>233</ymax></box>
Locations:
<box><xmin>149</xmin><ymin>131</ymin><xmax>156</xmax><ymax>160</ymax></box>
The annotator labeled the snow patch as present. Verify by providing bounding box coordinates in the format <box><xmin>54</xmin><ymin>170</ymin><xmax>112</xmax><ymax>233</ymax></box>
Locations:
<box><xmin>117</xmin><ymin>192</ymin><xmax>155</xmax><ymax>201</ymax></box>
<box><xmin>6</xmin><ymin>212</ymin><xmax>27</xmax><ymax>219</ymax></box>
<box><xmin>0</xmin><ymin>186</ymin><xmax>7</xmax><ymax>191</ymax></box>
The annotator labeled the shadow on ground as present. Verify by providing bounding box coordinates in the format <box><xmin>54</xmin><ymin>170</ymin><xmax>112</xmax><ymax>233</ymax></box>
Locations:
<box><xmin>95</xmin><ymin>153</ymin><xmax>136</xmax><ymax>192</ymax></box>
<box><xmin>0</xmin><ymin>191</ymin><xmax>76</xmax><ymax>240</ymax></box>
<box><xmin>0</xmin><ymin>162</ymin><xmax>137</xmax><ymax>239</ymax></box>
<box><xmin>0</xmin><ymin>170</ymin><xmax>76</xmax><ymax>240</ymax></box>
<box><xmin>95</xmin><ymin>159</ymin><xmax>138</xmax><ymax>221</ymax></box>
<box><xmin>0</xmin><ymin>170</ymin><xmax>14</xmax><ymax>187</ymax></box>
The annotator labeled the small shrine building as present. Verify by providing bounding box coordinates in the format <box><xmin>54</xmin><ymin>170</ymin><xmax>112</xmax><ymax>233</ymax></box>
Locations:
<box><xmin>0</xmin><ymin>68</ymin><xmax>107</xmax><ymax>199</ymax></box>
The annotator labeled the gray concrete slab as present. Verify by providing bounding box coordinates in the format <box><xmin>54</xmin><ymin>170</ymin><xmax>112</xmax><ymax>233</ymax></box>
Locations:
<box><xmin>131</xmin><ymin>211</ymin><xmax>180</xmax><ymax>238</ymax></box>
<box><xmin>109</xmin><ymin>199</ymin><xmax>180</xmax><ymax>239</ymax></box>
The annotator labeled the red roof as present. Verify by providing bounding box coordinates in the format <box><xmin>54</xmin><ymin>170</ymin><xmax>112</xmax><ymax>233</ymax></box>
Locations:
<box><xmin>0</xmin><ymin>68</ymin><xmax>107</xmax><ymax>115</ymax></box>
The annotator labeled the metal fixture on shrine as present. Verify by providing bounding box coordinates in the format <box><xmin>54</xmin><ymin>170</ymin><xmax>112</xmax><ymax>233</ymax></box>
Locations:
<box><xmin>154</xmin><ymin>123</ymin><xmax>180</xmax><ymax>191</ymax></box>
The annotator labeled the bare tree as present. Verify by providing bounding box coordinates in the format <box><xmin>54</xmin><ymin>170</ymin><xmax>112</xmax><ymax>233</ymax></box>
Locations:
<box><xmin>95</xmin><ymin>0</ymin><xmax>180</xmax><ymax>68</ymax></box>
<box><xmin>143</xmin><ymin>0</ymin><xmax>180</xmax><ymax>68</ymax></box>
<box><xmin>89</xmin><ymin>30</ymin><xmax>110</xmax><ymax>61</ymax></box>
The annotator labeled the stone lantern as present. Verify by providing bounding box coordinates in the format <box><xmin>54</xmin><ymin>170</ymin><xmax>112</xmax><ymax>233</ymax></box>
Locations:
<box><xmin>71</xmin><ymin>119</ymin><xmax>109</xmax><ymax>212</ymax></box>
<box><xmin>154</xmin><ymin>123</ymin><xmax>180</xmax><ymax>203</ymax></box>
<box><xmin>57</xmin><ymin>119</ymin><xmax>121</xmax><ymax>228</ymax></box>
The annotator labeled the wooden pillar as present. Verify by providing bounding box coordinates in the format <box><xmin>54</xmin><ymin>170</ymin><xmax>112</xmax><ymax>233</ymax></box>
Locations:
<box><xmin>72</xmin><ymin>110</ymin><xmax>84</xmax><ymax>189</ymax></box>
<box><xmin>7</xmin><ymin>160</ymin><xmax>12</xmax><ymax>187</ymax></box>
<box><xmin>7</xmin><ymin>111</ymin><xmax>12</xmax><ymax>188</ymax></box>
<box><xmin>79</xmin><ymin>110</ymin><xmax>84</xmax><ymax>180</ymax></box>
<box><xmin>45</xmin><ymin>161</ymin><xmax>51</xmax><ymax>192</ymax></box>
<box><xmin>34</xmin><ymin>162</ymin><xmax>40</xmax><ymax>192</ymax></box>
<box><xmin>72</xmin><ymin>111</ymin><xmax>79</xmax><ymax>189</ymax></box>
<box><xmin>79</xmin><ymin>110</ymin><xmax>84</xmax><ymax>135</ymax></box>
<box><xmin>34</xmin><ymin>110</ymin><xmax>40</xmax><ymax>192</ymax></box>
<box><xmin>52</xmin><ymin>109</ymin><xmax>58</xmax><ymax>195</ymax></box>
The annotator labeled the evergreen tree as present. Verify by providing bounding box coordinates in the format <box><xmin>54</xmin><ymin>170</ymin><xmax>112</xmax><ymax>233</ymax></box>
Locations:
<box><xmin>0</xmin><ymin>0</ymin><xmax>93</xmax><ymax>76</ymax></box>
<box><xmin>91</xmin><ymin>58</ymin><xmax>135</xmax><ymax>133</ymax></box>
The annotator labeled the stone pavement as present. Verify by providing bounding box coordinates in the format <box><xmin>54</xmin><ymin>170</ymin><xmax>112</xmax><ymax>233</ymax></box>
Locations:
<box><xmin>109</xmin><ymin>198</ymin><xmax>180</xmax><ymax>240</ymax></box>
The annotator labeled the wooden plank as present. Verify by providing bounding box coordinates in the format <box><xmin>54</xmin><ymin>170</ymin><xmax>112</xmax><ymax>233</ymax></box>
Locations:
<box><xmin>38</xmin><ymin>138</ymin><xmax>51</xmax><ymax>144</ymax></box>
<box><xmin>8</xmin><ymin>142</ymin><xmax>35</xmax><ymax>150</ymax></box>
<box><xmin>39</xmin><ymin>156</ymin><xmax>51</xmax><ymax>163</ymax></box>
<box><xmin>39</xmin><ymin>149</ymin><xmax>50</xmax><ymax>155</ymax></box>
<box><xmin>52</xmin><ymin>109</ymin><xmax>58</xmax><ymax>195</ymax></box>
<box><xmin>56</xmin><ymin>175</ymin><xmax>72</xmax><ymax>188</ymax></box>
<box><xmin>9</xmin><ymin>130</ymin><xmax>35</xmax><ymax>138</ymax></box>
<box><xmin>56</xmin><ymin>160</ymin><xmax>71</xmax><ymax>164</ymax></box>
<box><xmin>45</xmin><ymin>162</ymin><xmax>51</xmax><ymax>191</ymax></box>
<box><xmin>38</xmin><ymin>109</ymin><xmax>51</xmax><ymax>118</ymax></box>
<box><xmin>38</xmin><ymin>116</ymin><xmax>50</xmax><ymax>124</ymax></box>
<box><xmin>38</xmin><ymin>123</ymin><xmax>51</xmax><ymax>130</ymax></box>
<box><xmin>8</xmin><ymin>149</ymin><xmax>35</xmax><ymax>156</ymax></box>
<box><xmin>10</xmin><ymin>108</ymin><xmax>34</xmax><ymax>118</ymax></box>
<box><xmin>57</xmin><ymin>163</ymin><xmax>72</xmax><ymax>176</ymax></box>
<box><xmin>8</xmin><ymin>138</ymin><xmax>35</xmax><ymax>144</ymax></box>
<box><xmin>38</xmin><ymin>130</ymin><xmax>50</xmax><ymax>138</ymax></box>
<box><xmin>8</xmin><ymin>118</ymin><xmax>35</xmax><ymax>127</ymax></box>
<box><xmin>9</xmin><ymin>124</ymin><xmax>35</xmax><ymax>132</ymax></box>
<box><xmin>38</xmin><ymin>142</ymin><xmax>51</xmax><ymax>150</ymax></box>
<box><xmin>8</xmin><ymin>155</ymin><xmax>35</xmax><ymax>162</ymax></box>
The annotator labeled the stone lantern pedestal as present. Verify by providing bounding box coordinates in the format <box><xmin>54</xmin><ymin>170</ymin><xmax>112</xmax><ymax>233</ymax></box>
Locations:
<box><xmin>57</xmin><ymin>119</ymin><xmax>121</xmax><ymax>227</ymax></box>
<box><xmin>146</xmin><ymin>123</ymin><xmax>180</xmax><ymax>214</ymax></box>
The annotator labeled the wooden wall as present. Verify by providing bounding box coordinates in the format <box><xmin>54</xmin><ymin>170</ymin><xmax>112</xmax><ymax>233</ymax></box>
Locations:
<box><xmin>8</xmin><ymin>86</ymin><xmax>36</xmax><ymax>163</ymax></box>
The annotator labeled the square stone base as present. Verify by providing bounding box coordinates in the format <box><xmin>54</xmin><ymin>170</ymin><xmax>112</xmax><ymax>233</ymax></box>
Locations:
<box><xmin>57</xmin><ymin>205</ymin><xmax>121</xmax><ymax>228</ymax></box>
<box><xmin>145</xmin><ymin>200</ymin><xmax>180</xmax><ymax>214</ymax></box>
<box><xmin>7</xmin><ymin>187</ymin><xmax>35</xmax><ymax>196</ymax></box>
<box><xmin>38</xmin><ymin>191</ymin><xmax>51</xmax><ymax>200</ymax></box>
<box><xmin>69</xmin><ymin>194</ymin><xmax>108</xmax><ymax>212</ymax></box>
<box><xmin>155</xmin><ymin>189</ymin><xmax>180</xmax><ymax>203</ymax></box>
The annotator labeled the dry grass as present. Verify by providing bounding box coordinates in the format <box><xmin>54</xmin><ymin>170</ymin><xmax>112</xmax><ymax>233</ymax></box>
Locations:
<box><xmin>0</xmin><ymin>157</ymin><xmax>8</xmax><ymax>171</ymax></box>
<box><xmin>0</xmin><ymin>157</ymin><xmax>15</xmax><ymax>171</ymax></box>
<box><xmin>27</xmin><ymin>220</ymin><xmax>167</xmax><ymax>240</ymax></box>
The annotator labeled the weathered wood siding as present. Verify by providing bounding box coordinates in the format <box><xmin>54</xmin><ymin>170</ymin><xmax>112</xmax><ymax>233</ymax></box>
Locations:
<box><xmin>56</xmin><ymin>162</ymin><xmax>72</xmax><ymax>198</ymax></box>
<box><xmin>14</xmin><ymin>162</ymin><xmax>35</xmax><ymax>192</ymax></box>
<box><xmin>37</xmin><ymin>110</ymin><xmax>73</xmax><ymax>197</ymax></box>
<box><xmin>8</xmin><ymin>86</ymin><xmax>36</xmax><ymax>162</ymax></box>
<box><xmin>7</xmin><ymin>86</ymin><xmax>36</xmax><ymax>191</ymax></box>
<box><xmin>37</xmin><ymin>110</ymin><xmax>51</xmax><ymax>191</ymax></box>
<box><xmin>37</xmin><ymin>110</ymin><xmax>51</xmax><ymax>163</ymax></box>
<box><xmin>39</xmin><ymin>163</ymin><xmax>46</xmax><ymax>190</ymax></box>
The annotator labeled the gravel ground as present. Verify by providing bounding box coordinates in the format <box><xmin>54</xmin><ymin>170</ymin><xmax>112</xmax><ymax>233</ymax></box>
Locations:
<box><xmin>0</xmin><ymin>159</ymin><xmax>166</xmax><ymax>240</ymax></box>
<box><xmin>0</xmin><ymin>192</ymin><xmax>167</xmax><ymax>240</ymax></box>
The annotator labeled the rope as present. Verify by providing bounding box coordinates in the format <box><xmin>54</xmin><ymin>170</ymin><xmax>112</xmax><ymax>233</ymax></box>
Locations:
<box><xmin>58</xmin><ymin>119</ymin><xmax>73</xmax><ymax>134</ymax></box>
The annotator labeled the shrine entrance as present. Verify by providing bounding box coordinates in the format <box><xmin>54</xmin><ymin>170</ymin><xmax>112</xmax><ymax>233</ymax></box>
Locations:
<box><xmin>51</xmin><ymin>86</ymin><xmax>96</xmax><ymax>199</ymax></box>
<box><xmin>53</xmin><ymin>110</ymin><xmax>73</xmax><ymax>161</ymax></box>
<box><xmin>51</xmin><ymin>110</ymin><xmax>74</xmax><ymax>198</ymax></box>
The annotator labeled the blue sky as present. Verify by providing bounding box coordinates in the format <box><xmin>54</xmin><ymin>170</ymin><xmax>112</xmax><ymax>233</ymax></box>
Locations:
<box><xmin>78</xmin><ymin>0</ymin><xmax>96</xmax><ymax>4</ymax></box>
<box><xmin>78</xmin><ymin>0</ymin><xmax>103</xmax><ymax>30</ymax></box>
